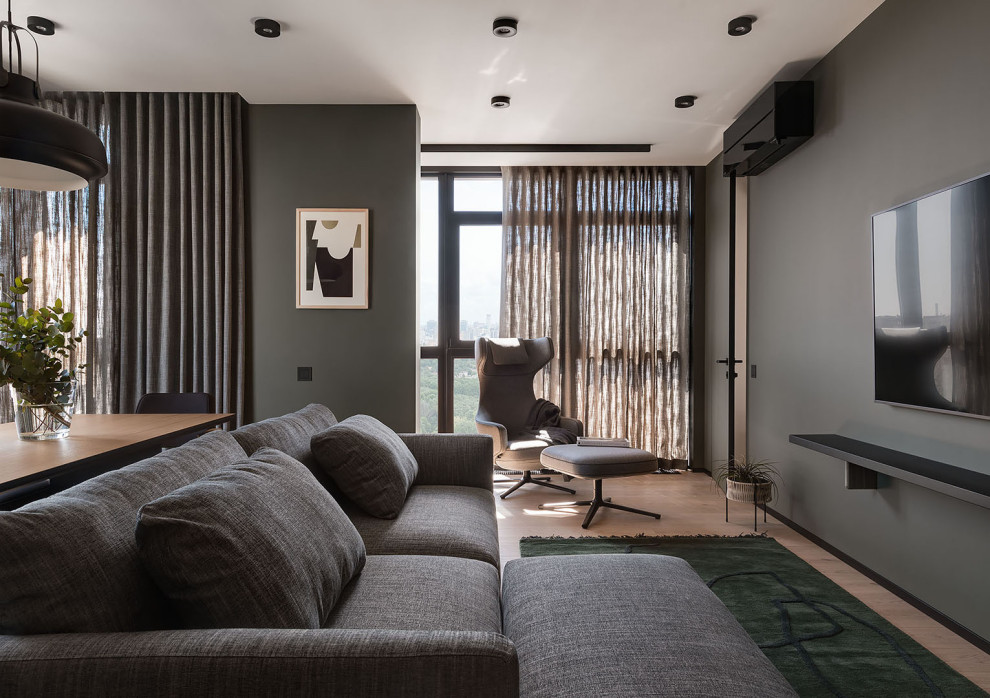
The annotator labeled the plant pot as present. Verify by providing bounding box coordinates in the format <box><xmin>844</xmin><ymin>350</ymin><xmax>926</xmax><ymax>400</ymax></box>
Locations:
<box><xmin>725</xmin><ymin>478</ymin><xmax>773</xmax><ymax>505</ymax></box>
<box><xmin>9</xmin><ymin>381</ymin><xmax>76</xmax><ymax>441</ymax></box>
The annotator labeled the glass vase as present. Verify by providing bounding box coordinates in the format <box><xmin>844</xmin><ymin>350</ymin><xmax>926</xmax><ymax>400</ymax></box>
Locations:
<box><xmin>9</xmin><ymin>381</ymin><xmax>77</xmax><ymax>441</ymax></box>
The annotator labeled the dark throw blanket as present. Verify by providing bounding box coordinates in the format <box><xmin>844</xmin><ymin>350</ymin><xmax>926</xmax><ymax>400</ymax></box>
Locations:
<box><xmin>520</xmin><ymin>399</ymin><xmax>578</xmax><ymax>445</ymax></box>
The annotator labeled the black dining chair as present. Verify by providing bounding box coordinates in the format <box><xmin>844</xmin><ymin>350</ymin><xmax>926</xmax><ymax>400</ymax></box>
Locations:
<box><xmin>135</xmin><ymin>392</ymin><xmax>214</xmax><ymax>415</ymax></box>
<box><xmin>135</xmin><ymin>392</ymin><xmax>215</xmax><ymax>447</ymax></box>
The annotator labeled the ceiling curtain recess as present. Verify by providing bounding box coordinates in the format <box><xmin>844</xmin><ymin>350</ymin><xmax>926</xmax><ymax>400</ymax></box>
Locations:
<box><xmin>500</xmin><ymin>165</ymin><xmax>691</xmax><ymax>464</ymax></box>
<box><xmin>0</xmin><ymin>92</ymin><xmax>246</xmax><ymax>423</ymax></box>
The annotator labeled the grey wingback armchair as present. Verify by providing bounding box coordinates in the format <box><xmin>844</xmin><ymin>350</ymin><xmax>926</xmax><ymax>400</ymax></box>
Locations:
<box><xmin>474</xmin><ymin>337</ymin><xmax>583</xmax><ymax>499</ymax></box>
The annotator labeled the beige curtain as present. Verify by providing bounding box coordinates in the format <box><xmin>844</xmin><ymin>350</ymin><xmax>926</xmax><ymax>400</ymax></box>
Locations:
<box><xmin>501</xmin><ymin>166</ymin><xmax>691</xmax><ymax>463</ymax></box>
<box><xmin>1</xmin><ymin>93</ymin><xmax>246</xmax><ymax>423</ymax></box>
<box><xmin>0</xmin><ymin>94</ymin><xmax>113</xmax><ymax>421</ymax></box>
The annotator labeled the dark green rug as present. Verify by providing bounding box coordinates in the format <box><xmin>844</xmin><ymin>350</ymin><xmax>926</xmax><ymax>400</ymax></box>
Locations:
<box><xmin>519</xmin><ymin>535</ymin><xmax>987</xmax><ymax>698</ymax></box>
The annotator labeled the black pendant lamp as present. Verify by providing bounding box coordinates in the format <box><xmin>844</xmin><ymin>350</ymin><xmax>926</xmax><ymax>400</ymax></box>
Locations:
<box><xmin>0</xmin><ymin>1</ymin><xmax>107</xmax><ymax>191</ymax></box>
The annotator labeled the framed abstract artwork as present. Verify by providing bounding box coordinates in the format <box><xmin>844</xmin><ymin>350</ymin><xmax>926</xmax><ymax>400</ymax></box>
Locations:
<box><xmin>296</xmin><ymin>208</ymin><xmax>369</xmax><ymax>309</ymax></box>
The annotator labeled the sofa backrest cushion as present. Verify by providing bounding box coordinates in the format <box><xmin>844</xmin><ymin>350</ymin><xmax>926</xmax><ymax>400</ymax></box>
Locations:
<box><xmin>0</xmin><ymin>430</ymin><xmax>247</xmax><ymax>635</ymax></box>
<box><xmin>231</xmin><ymin>403</ymin><xmax>339</xmax><ymax>491</ymax></box>
<box><xmin>136</xmin><ymin>448</ymin><xmax>366</xmax><ymax>629</ymax></box>
<box><xmin>311</xmin><ymin>415</ymin><xmax>419</xmax><ymax>519</ymax></box>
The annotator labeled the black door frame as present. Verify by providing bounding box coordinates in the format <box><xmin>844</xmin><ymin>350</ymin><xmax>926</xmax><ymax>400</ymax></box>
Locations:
<box><xmin>420</xmin><ymin>169</ymin><xmax>502</xmax><ymax>432</ymax></box>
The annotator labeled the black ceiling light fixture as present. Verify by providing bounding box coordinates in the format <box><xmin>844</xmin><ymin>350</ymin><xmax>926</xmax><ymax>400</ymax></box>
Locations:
<box><xmin>25</xmin><ymin>15</ymin><xmax>54</xmax><ymax>36</ymax></box>
<box><xmin>491</xmin><ymin>95</ymin><xmax>511</xmax><ymax>109</ymax></box>
<box><xmin>492</xmin><ymin>17</ymin><xmax>518</xmax><ymax>38</ymax></box>
<box><xmin>254</xmin><ymin>18</ymin><xmax>281</xmax><ymax>38</ymax></box>
<box><xmin>0</xmin><ymin>0</ymin><xmax>107</xmax><ymax>191</ymax></box>
<box><xmin>728</xmin><ymin>16</ymin><xmax>755</xmax><ymax>36</ymax></box>
<box><xmin>674</xmin><ymin>95</ymin><xmax>696</xmax><ymax>109</ymax></box>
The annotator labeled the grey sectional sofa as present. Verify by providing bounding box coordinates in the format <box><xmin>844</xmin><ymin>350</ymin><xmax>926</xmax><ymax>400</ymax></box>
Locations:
<box><xmin>230</xmin><ymin>404</ymin><xmax>501</xmax><ymax>568</ymax></box>
<box><xmin>0</xmin><ymin>404</ymin><xmax>795</xmax><ymax>697</ymax></box>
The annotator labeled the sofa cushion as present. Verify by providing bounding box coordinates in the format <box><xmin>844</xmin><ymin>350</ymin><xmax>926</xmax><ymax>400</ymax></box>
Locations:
<box><xmin>345</xmin><ymin>486</ymin><xmax>500</xmax><ymax>569</ymax></box>
<box><xmin>311</xmin><ymin>415</ymin><xmax>418</xmax><ymax>519</ymax></box>
<box><xmin>502</xmin><ymin>554</ymin><xmax>798</xmax><ymax>698</ymax></box>
<box><xmin>136</xmin><ymin>448</ymin><xmax>365</xmax><ymax>630</ymax></box>
<box><xmin>231</xmin><ymin>404</ymin><xmax>338</xmax><ymax>486</ymax></box>
<box><xmin>325</xmin><ymin>555</ymin><xmax>501</xmax><ymax>633</ymax></box>
<box><xmin>230</xmin><ymin>403</ymin><xmax>338</xmax><ymax>466</ymax></box>
<box><xmin>0</xmin><ymin>430</ymin><xmax>247</xmax><ymax>634</ymax></box>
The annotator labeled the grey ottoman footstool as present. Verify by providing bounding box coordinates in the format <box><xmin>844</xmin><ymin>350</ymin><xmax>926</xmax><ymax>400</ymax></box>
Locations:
<box><xmin>502</xmin><ymin>554</ymin><xmax>798</xmax><ymax>698</ymax></box>
<box><xmin>539</xmin><ymin>445</ymin><xmax>661</xmax><ymax>528</ymax></box>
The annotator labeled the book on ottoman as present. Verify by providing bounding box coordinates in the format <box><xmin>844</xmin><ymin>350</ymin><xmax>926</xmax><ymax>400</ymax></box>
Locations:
<box><xmin>576</xmin><ymin>436</ymin><xmax>630</xmax><ymax>448</ymax></box>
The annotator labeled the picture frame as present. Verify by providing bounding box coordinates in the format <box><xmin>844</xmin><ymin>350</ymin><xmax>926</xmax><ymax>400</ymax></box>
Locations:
<box><xmin>296</xmin><ymin>208</ymin><xmax>369</xmax><ymax>309</ymax></box>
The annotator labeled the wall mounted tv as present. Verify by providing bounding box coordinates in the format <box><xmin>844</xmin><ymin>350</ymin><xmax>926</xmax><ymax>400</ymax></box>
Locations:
<box><xmin>873</xmin><ymin>171</ymin><xmax>990</xmax><ymax>419</ymax></box>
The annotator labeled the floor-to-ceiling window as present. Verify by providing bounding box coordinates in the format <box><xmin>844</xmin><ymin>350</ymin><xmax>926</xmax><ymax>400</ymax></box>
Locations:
<box><xmin>419</xmin><ymin>171</ymin><xmax>502</xmax><ymax>433</ymax></box>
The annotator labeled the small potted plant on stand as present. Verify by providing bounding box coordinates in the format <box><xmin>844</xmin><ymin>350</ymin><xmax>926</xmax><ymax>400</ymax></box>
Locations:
<box><xmin>0</xmin><ymin>274</ymin><xmax>86</xmax><ymax>440</ymax></box>
<box><xmin>713</xmin><ymin>457</ymin><xmax>781</xmax><ymax>531</ymax></box>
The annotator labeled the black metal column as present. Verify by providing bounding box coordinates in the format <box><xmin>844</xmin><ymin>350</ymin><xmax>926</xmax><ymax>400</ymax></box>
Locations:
<box><xmin>717</xmin><ymin>172</ymin><xmax>741</xmax><ymax>469</ymax></box>
<box><xmin>727</xmin><ymin>171</ymin><xmax>737</xmax><ymax>467</ymax></box>
<box><xmin>718</xmin><ymin>173</ymin><xmax>742</xmax><ymax>524</ymax></box>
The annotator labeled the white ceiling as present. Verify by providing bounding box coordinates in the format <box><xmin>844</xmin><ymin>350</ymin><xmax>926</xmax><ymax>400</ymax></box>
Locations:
<box><xmin>30</xmin><ymin>0</ymin><xmax>883</xmax><ymax>166</ymax></box>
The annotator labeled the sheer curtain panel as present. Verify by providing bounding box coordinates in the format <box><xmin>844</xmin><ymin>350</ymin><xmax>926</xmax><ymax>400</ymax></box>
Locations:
<box><xmin>0</xmin><ymin>94</ymin><xmax>112</xmax><ymax>421</ymax></box>
<box><xmin>501</xmin><ymin>166</ymin><xmax>691</xmax><ymax>463</ymax></box>
<box><xmin>0</xmin><ymin>93</ymin><xmax>246</xmax><ymax>423</ymax></box>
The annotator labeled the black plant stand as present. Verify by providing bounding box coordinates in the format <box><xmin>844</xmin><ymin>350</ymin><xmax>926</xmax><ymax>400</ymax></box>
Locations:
<box><xmin>725</xmin><ymin>491</ymin><xmax>767</xmax><ymax>532</ymax></box>
<box><xmin>540</xmin><ymin>479</ymin><xmax>661</xmax><ymax>529</ymax></box>
<box><xmin>499</xmin><ymin>471</ymin><xmax>576</xmax><ymax>500</ymax></box>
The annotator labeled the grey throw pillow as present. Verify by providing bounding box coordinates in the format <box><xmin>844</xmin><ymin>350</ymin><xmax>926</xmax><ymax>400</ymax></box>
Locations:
<box><xmin>136</xmin><ymin>448</ymin><xmax>366</xmax><ymax>629</ymax></box>
<box><xmin>0</xmin><ymin>430</ymin><xmax>247</xmax><ymax>635</ymax></box>
<box><xmin>310</xmin><ymin>415</ymin><xmax>419</xmax><ymax>519</ymax></box>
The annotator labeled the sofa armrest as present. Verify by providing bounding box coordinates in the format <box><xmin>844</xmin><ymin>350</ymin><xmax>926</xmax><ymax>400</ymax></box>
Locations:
<box><xmin>559</xmin><ymin>417</ymin><xmax>584</xmax><ymax>437</ymax></box>
<box><xmin>400</xmin><ymin>433</ymin><xmax>494</xmax><ymax>491</ymax></box>
<box><xmin>0</xmin><ymin>629</ymin><xmax>518</xmax><ymax>698</ymax></box>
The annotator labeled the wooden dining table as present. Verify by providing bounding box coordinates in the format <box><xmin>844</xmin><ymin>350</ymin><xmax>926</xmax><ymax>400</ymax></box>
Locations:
<box><xmin>0</xmin><ymin>413</ymin><xmax>235</xmax><ymax>507</ymax></box>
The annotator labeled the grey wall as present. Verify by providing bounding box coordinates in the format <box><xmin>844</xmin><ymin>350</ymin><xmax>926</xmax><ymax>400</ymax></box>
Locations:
<box><xmin>247</xmin><ymin>105</ymin><xmax>420</xmax><ymax>430</ymax></box>
<box><xmin>707</xmin><ymin>0</ymin><xmax>990</xmax><ymax>641</ymax></box>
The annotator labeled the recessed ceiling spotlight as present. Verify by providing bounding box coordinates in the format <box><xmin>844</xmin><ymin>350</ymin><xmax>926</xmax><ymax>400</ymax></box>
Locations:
<box><xmin>728</xmin><ymin>16</ymin><xmax>755</xmax><ymax>36</ymax></box>
<box><xmin>26</xmin><ymin>16</ymin><xmax>55</xmax><ymax>36</ymax></box>
<box><xmin>493</xmin><ymin>17</ymin><xmax>518</xmax><ymax>38</ymax></box>
<box><xmin>254</xmin><ymin>18</ymin><xmax>281</xmax><ymax>38</ymax></box>
<box><xmin>674</xmin><ymin>95</ymin><xmax>696</xmax><ymax>109</ymax></box>
<box><xmin>491</xmin><ymin>95</ymin><xmax>511</xmax><ymax>109</ymax></box>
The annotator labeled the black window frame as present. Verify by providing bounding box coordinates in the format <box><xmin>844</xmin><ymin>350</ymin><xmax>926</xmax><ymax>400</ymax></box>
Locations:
<box><xmin>420</xmin><ymin>168</ymin><xmax>502</xmax><ymax>433</ymax></box>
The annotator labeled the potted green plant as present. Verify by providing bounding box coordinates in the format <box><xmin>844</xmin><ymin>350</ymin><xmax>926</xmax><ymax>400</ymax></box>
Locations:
<box><xmin>0</xmin><ymin>274</ymin><xmax>86</xmax><ymax>440</ymax></box>
<box><xmin>713</xmin><ymin>457</ymin><xmax>780</xmax><ymax>506</ymax></box>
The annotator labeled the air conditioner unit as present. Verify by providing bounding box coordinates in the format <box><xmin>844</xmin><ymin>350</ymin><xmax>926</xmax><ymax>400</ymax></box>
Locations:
<box><xmin>723</xmin><ymin>81</ymin><xmax>813</xmax><ymax>177</ymax></box>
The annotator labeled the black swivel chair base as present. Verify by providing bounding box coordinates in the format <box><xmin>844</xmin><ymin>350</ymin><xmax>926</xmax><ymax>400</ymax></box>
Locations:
<box><xmin>539</xmin><ymin>479</ymin><xmax>662</xmax><ymax>528</ymax></box>
<box><xmin>499</xmin><ymin>470</ymin><xmax>577</xmax><ymax>499</ymax></box>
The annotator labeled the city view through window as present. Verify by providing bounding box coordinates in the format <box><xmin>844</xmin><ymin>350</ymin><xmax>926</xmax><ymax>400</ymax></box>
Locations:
<box><xmin>419</xmin><ymin>176</ymin><xmax>502</xmax><ymax>433</ymax></box>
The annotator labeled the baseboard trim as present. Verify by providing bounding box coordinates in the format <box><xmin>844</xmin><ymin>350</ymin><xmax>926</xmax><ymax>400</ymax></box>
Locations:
<box><xmin>765</xmin><ymin>505</ymin><xmax>990</xmax><ymax>654</ymax></box>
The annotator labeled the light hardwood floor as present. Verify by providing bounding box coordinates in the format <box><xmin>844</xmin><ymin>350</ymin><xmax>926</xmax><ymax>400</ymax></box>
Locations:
<box><xmin>494</xmin><ymin>470</ymin><xmax>990</xmax><ymax>692</ymax></box>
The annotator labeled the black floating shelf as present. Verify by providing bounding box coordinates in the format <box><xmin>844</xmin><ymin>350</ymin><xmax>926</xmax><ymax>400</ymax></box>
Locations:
<box><xmin>789</xmin><ymin>434</ymin><xmax>990</xmax><ymax>510</ymax></box>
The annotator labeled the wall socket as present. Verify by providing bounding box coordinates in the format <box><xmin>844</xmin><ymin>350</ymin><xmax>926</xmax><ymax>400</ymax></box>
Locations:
<box><xmin>297</xmin><ymin>366</ymin><xmax>313</xmax><ymax>381</ymax></box>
